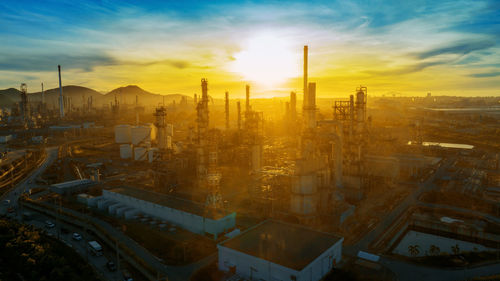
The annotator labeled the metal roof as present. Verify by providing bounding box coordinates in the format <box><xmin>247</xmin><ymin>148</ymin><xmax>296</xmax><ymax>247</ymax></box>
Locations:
<box><xmin>220</xmin><ymin>220</ymin><xmax>343</xmax><ymax>271</ymax></box>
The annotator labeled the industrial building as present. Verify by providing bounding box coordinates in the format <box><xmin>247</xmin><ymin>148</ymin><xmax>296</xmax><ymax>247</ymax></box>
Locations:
<box><xmin>92</xmin><ymin>187</ymin><xmax>236</xmax><ymax>239</ymax></box>
<box><xmin>218</xmin><ymin>220</ymin><xmax>343</xmax><ymax>281</ymax></box>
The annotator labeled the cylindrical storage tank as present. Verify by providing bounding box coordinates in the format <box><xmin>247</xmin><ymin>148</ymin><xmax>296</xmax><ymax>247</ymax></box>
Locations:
<box><xmin>148</xmin><ymin>147</ymin><xmax>159</xmax><ymax>163</ymax></box>
<box><xmin>134</xmin><ymin>146</ymin><xmax>147</xmax><ymax>161</ymax></box>
<box><xmin>167</xmin><ymin>124</ymin><xmax>174</xmax><ymax>136</ymax></box>
<box><xmin>120</xmin><ymin>144</ymin><xmax>133</xmax><ymax>159</ymax></box>
<box><xmin>115</xmin><ymin>125</ymin><xmax>132</xmax><ymax>143</ymax></box>
<box><xmin>145</xmin><ymin>123</ymin><xmax>157</xmax><ymax>141</ymax></box>
<box><xmin>131</xmin><ymin>126</ymin><xmax>151</xmax><ymax>145</ymax></box>
<box><xmin>167</xmin><ymin>136</ymin><xmax>172</xmax><ymax>149</ymax></box>
<box><xmin>158</xmin><ymin>128</ymin><xmax>167</xmax><ymax>150</ymax></box>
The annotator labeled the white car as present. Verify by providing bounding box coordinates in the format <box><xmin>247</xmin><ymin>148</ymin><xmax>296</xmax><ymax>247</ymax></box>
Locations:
<box><xmin>72</xmin><ymin>233</ymin><xmax>82</xmax><ymax>241</ymax></box>
<box><xmin>45</xmin><ymin>220</ymin><xmax>55</xmax><ymax>228</ymax></box>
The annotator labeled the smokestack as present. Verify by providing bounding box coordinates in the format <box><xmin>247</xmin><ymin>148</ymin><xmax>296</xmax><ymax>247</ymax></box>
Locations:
<box><xmin>58</xmin><ymin>65</ymin><xmax>64</xmax><ymax>118</ymax></box>
<box><xmin>245</xmin><ymin>84</ymin><xmax>250</xmax><ymax>112</ymax></box>
<box><xmin>303</xmin><ymin>45</ymin><xmax>308</xmax><ymax>108</ymax></box>
<box><xmin>225</xmin><ymin>91</ymin><xmax>229</xmax><ymax>129</ymax></box>
<box><xmin>290</xmin><ymin>91</ymin><xmax>296</xmax><ymax>120</ymax></box>
<box><xmin>41</xmin><ymin>82</ymin><xmax>44</xmax><ymax>105</ymax></box>
<box><xmin>201</xmin><ymin>79</ymin><xmax>208</xmax><ymax>103</ymax></box>
<box><xmin>237</xmin><ymin>101</ymin><xmax>241</xmax><ymax>131</ymax></box>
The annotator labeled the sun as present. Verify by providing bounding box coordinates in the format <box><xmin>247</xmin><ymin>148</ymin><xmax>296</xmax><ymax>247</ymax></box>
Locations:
<box><xmin>228</xmin><ymin>33</ymin><xmax>299</xmax><ymax>88</ymax></box>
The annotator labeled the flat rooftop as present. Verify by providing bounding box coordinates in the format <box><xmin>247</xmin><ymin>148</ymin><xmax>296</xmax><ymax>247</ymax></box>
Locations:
<box><xmin>220</xmin><ymin>220</ymin><xmax>343</xmax><ymax>271</ymax></box>
<box><xmin>107</xmin><ymin>186</ymin><xmax>232</xmax><ymax>220</ymax></box>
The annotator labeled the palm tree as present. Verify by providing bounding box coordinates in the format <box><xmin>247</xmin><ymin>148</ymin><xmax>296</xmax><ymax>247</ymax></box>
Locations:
<box><xmin>451</xmin><ymin>244</ymin><xmax>460</xmax><ymax>255</ymax></box>
<box><xmin>429</xmin><ymin>245</ymin><xmax>440</xmax><ymax>256</ymax></box>
<box><xmin>408</xmin><ymin>245</ymin><xmax>420</xmax><ymax>257</ymax></box>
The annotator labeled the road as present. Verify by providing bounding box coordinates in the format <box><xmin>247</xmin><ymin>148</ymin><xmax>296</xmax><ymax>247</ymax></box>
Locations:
<box><xmin>0</xmin><ymin>146</ymin><xmax>58</xmax><ymax>213</ymax></box>
<box><xmin>0</xmin><ymin>146</ymin><xmax>128</xmax><ymax>281</ymax></box>
<box><xmin>380</xmin><ymin>257</ymin><xmax>500</xmax><ymax>281</ymax></box>
<box><xmin>25</xmin><ymin>213</ymin><xmax>122</xmax><ymax>281</ymax></box>
<box><xmin>346</xmin><ymin>157</ymin><xmax>456</xmax><ymax>255</ymax></box>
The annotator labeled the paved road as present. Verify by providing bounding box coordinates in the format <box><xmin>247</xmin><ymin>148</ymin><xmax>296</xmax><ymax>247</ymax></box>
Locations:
<box><xmin>0</xmin><ymin>146</ymin><xmax>58</xmax><ymax>213</ymax></box>
<box><xmin>346</xmin><ymin>158</ymin><xmax>456</xmax><ymax>255</ymax></box>
<box><xmin>25</xmin><ymin>213</ymin><xmax>122</xmax><ymax>281</ymax></box>
<box><xmin>380</xmin><ymin>257</ymin><xmax>500</xmax><ymax>281</ymax></box>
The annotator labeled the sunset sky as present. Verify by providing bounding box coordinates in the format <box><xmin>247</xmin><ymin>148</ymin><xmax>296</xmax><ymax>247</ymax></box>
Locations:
<box><xmin>1</xmin><ymin>0</ymin><xmax>499</xmax><ymax>98</ymax></box>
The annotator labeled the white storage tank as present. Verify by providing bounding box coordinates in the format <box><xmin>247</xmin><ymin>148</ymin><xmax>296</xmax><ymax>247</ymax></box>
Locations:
<box><xmin>167</xmin><ymin>136</ymin><xmax>172</xmax><ymax>149</ymax></box>
<box><xmin>134</xmin><ymin>146</ymin><xmax>147</xmax><ymax>161</ymax></box>
<box><xmin>120</xmin><ymin>144</ymin><xmax>133</xmax><ymax>159</ymax></box>
<box><xmin>148</xmin><ymin>147</ymin><xmax>159</xmax><ymax>163</ymax></box>
<box><xmin>131</xmin><ymin>126</ymin><xmax>151</xmax><ymax>145</ymax></box>
<box><xmin>115</xmin><ymin>125</ymin><xmax>132</xmax><ymax>143</ymax></box>
<box><xmin>167</xmin><ymin>124</ymin><xmax>174</xmax><ymax>136</ymax></box>
<box><xmin>145</xmin><ymin>123</ymin><xmax>157</xmax><ymax>141</ymax></box>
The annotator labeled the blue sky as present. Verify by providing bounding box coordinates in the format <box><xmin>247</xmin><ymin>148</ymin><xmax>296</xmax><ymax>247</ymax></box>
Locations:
<box><xmin>0</xmin><ymin>0</ymin><xmax>499</xmax><ymax>96</ymax></box>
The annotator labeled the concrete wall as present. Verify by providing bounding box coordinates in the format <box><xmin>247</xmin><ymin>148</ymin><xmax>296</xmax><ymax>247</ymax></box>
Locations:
<box><xmin>218</xmin><ymin>238</ymin><xmax>343</xmax><ymax>281</ymax></box>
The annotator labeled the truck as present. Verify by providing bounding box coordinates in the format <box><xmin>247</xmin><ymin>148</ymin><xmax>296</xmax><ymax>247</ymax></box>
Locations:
<box><xmin>88</xmin><ymin>241</ymin><xmax>103</xmax><ymax>256</ymax></box>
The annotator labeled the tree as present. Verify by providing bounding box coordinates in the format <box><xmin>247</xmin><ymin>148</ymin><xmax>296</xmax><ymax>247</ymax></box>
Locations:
<box><xmin>408</xmin><ymin>245</ymin><xmax>420</xmax><ymax>257</ymax></box>
<box><xmin>451</xmin><ymin>244</ymin><xmax>460</xmax><ymax>255</ymax></box>
<box><xmin>429</xmin><ymin>245</ymin><xmax>440</xmax><ymax>256</ymax></box>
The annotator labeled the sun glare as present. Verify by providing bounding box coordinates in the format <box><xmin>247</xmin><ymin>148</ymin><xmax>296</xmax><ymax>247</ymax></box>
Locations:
<box><xmin>229</xmin><ymin>34</ymin><xmax>299</xmax><ymax>88</ymax></box>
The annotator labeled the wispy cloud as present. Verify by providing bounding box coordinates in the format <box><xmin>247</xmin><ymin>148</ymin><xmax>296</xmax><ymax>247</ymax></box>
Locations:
<box><xmin>414</xmin><ymin>40</ymin><xmax>495</xmax><ymax>59</ymax></box>
<box><xmin>0</xmin><ymin>53</ymin><xmax>117</xmax><ymax>72</ymax></box>
<box><xmin>468</xmin><ymin>71</ymin><xmax>500</xmax><ymax>78</ymax></box>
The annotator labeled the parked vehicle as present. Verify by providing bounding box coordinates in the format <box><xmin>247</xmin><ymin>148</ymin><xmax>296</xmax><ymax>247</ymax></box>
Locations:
<box><xmin>88</xmin><ymin>241</ymin><xmax>102</xmax><ymax>256</ymax></box>
<box><xmin>106</xmin><ymin>261</ymin><xmax>117</xmax><ymax>272</ymax></box>
<box><xmin>45</xmin><ymin>220</ymin><xmax>55</xmax><ymax>228</ymax></box>
<box><xmin>72</xmin><ymin>233</ymin><xmax>82</xmax><ymax>241</ymax></box>
<box><xmin>3</xmin><ymin>200</ymin><xmax>10</xmax><ymax>205</ymax></box>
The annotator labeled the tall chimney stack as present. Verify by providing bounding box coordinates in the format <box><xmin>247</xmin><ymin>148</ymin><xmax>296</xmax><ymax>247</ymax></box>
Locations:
<box><xmin>41</xmin><ymin>82</ymin><xmax>45</xmax><ymax>107</ymax></box>
<box><xmin>225</xmin><ymin>91</ymin><xmax>230</xmax><ymax>129</ymax></box>
<box><xmin>58</xmin><ymin>65</ymin><xmax>64</xmax><ymax>118</ymax></box>
<box><xmin>245</xmin><ymin>84</ymin><xmax>250</xmax><ymax>112</ymax></box>
<box><xmin>303</xmin><ymin>45</ymin><xmax>308</xmax><ymax>108</ymax></box>
<box><xmin>237</xmin><ymin>101</ymin><xmax>241</xmax><ymax>131</ymax></box>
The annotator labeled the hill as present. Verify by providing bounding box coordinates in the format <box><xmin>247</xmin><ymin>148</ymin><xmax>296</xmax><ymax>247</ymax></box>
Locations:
<box><xmin>0</xmin><ymin>85</ymin><xmax>190</xmax><ymax>108</ymax></box>
<box><xmin>103</xmin><ymin>85</ymin><xmax>185</xmax><ymax>106</ymax></box>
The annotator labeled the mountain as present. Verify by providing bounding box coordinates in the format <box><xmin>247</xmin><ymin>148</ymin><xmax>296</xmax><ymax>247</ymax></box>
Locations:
<box><xmin>103</xmin><ymin>85</ymin><xmax>187</xmax><ymax>106</ymax></box>
<box><xmin>0</xmin><ymin>85</ymin><xmax>190</xmax><ymax>108</ymax></box>
<box><xmin>0</xmin><ymin>88</ymin><xmax>22</xmax><ymax>106</ymax></box>
<box><xmin>29</xmin><ymin>85</ymin><xmax>104</xmax><ymax>108</ymax></box>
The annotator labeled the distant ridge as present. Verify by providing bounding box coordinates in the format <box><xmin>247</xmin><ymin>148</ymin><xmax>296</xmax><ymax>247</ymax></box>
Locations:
<box><xmin>0</xmin><ymin>85</ymin><xmax>190</xmax><ymax>108</ymax></box>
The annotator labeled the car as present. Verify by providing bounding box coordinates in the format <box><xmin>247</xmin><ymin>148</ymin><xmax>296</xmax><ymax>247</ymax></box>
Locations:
<box><xmin>45</xmin><ymin>220</ymin><xmax>55</xmax><ymax>228</ymax></box>
<box><xmin>3</xmin><ymin>200</ymin><xmax>10</xmax><ymax>205</ymax></box>
<box><xmin>106</xmin><ymin>261</ymin><xmax>117</xmax><ymax>272</ymax></box>
<box><xmin>72</xmin><ymin>233</ymin><xmax>82</xmax><ymax>241</ymax></box>
<box><xmin>7</xmin><ymin>207</ymin><xmax>14</xmax><ymax>213</ymax></box>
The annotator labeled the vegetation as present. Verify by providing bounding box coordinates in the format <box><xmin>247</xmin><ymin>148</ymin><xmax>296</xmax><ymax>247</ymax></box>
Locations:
<box><xmin>0</xmin><ymin>218</ymin><xmax>100</xmax><ymax>281</ymax></box>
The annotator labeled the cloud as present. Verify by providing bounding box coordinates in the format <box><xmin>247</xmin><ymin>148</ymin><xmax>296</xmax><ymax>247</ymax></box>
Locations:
<box><xmin>136</xmin><ymin>59</ymin><xmax>190</xmax><ymax>69</ymax></box>
<box><xmin>468</xmin><ymin>71</ymin><xmax>500</xmax><ymax>78</ymax></box>
<box><xmin>0</xmin><ymin>53</ymin><xmax>117</xmax><ymax>72</ymax></box>
<box><xmin>413</xmin><ymin>40</ymin><xmax>495</xmax><ymax>59</ymax></box>
<box><xmin>365</xmin><ymin>61</ymin><xmax>447</xmax><ymax>76</ymax></box>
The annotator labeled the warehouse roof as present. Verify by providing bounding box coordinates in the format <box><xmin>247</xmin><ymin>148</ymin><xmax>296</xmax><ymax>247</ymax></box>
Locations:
<box><xmin>107</xmin><ymin>187</ymin><xmax>233</xmax><ymax>220</ymax></box>
<box><xmin>220</xmin><ymin>220</ymin><xmax>343</xmax><ymax>270</ymax></box>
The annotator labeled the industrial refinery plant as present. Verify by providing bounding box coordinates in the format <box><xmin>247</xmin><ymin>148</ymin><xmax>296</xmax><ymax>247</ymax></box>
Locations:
<box><xmin>1</xmin><ymin>1</ymin><xmax>500</xmax><ymax>281</ymax></box>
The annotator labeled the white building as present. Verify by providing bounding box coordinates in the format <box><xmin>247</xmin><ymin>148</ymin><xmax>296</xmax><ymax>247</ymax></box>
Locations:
<box><xmin>94</xmin><ymin>187</ymin><xmax>236</xmax><ymax>239</ymax></box>
<box><xmin>218</xmin><ymin>220</ymin><xmax>343</xmax><ymax>281</ymax></box>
